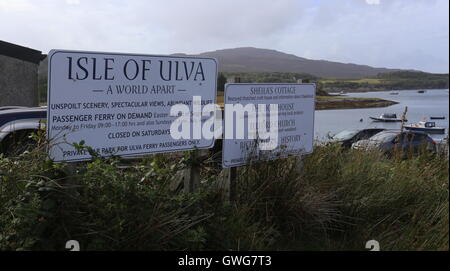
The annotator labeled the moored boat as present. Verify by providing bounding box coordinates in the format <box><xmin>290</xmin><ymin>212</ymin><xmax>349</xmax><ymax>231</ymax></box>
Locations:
<box><xmin>369</xmin><ymin>113</ymin><xmax>406</xmax><ymax>122</ymax></box>
<box><xmin>403</xmin><ymin>121</ymin><xmax>446</xmax><ymax>134</ymax></box>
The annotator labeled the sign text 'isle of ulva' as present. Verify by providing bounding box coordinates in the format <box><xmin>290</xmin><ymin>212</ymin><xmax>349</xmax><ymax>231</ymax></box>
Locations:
<box><xmin>47</xmin><ymin>50</ymin><xmax>217</xmax><ymax>162</ymax></box>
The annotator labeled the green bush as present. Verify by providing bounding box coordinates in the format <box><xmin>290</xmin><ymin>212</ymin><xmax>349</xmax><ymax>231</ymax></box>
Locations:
<box><xmin>0</xmin><ymin>142</ymin><xmax>448</xmax><ymax>251</ymax></box>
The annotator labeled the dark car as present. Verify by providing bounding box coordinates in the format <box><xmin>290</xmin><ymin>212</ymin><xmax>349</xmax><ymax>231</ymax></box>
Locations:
<box><xmin>331</xmin><ymin>128</ymin><xmax>386</xmax><ymax>149</ymax></box>
<box><xmin>352</xmin><ymin>130</ymin><xmax>436</xmax><ymax>155</ymax></box>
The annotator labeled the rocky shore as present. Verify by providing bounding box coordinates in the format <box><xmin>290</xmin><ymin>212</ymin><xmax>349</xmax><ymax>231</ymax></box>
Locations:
<box><xmin>316</xmin><ymin>96</ymin><xmax>398</xmax><ymax>110</ymax></box>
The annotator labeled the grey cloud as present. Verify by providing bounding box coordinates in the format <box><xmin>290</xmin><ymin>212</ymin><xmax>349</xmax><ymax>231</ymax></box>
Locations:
<box><xmin>0</xmin><ymin>0</ymin><xmax>447</xmax><ymax>72</ymax></box>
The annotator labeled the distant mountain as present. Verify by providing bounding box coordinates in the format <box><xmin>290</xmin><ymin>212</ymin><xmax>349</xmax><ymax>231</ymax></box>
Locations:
<box><xmin>188</xmin><ymin>47</ymin><xmax>403</xmax><ymax>79</ymax></box>
<box><xmin>38</xmin><ymin>47</ymin><xmax>408</xmax><ymax>79</ymax></box>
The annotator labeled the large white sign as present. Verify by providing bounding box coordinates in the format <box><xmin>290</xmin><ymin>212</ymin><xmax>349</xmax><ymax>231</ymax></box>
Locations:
<box><xmin>47</xmin><ymin>50</ymin><xmax>217</xmax><ymax>162</ymax></box>
<box><xmin>222</xmin><ymin>83</ymin><xmax>315</xmax><ymax>168</ymax></box>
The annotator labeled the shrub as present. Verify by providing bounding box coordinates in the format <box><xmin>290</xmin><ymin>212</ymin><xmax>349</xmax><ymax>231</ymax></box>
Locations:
<box><xmin>0</xmin><ymin>143</ymin><xmax>447</xmax><ymax>250</ymax></box>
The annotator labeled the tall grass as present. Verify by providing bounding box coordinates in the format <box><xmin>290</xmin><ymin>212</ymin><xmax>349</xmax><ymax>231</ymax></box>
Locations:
<box><xmin>300</xmin><ymin>144</ymin><xmax>448</xmax><ymax>250</ymax></box>
<box><xmin>0</xmin><ymin>140</ymin><xmax>448</xmax><ymax>250</ymax></box>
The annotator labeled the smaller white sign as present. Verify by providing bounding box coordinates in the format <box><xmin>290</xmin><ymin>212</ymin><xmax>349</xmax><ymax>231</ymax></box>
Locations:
<box><xmin>222</xmin><ymin>83</ymin><xmax>315</xmax><ymax>168</ymax></box>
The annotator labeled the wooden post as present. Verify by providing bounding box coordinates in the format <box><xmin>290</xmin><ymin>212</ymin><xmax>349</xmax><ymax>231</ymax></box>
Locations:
<box><xmin>296</xmin><ymin>79</ymin><xmax>305</xmax><ymax>172</ymax></box>
<box><xmin>221</xmin><ymin>76</ymin><xmax>241</xmax><ymax>202</ymax></box>
<box><xmin>400</xmin><ymin>106</ymin><xmax>408</xmax><ymax>133</ymax></box>
<box><xmin>184</xmin><ymin>149</ymin><xmax>200</xmax><ymax>193</ymax></box>
<box><xmin>227</xmin><ymin>167</ymin><xmax>237</xmax><ymax>202</ymax></box>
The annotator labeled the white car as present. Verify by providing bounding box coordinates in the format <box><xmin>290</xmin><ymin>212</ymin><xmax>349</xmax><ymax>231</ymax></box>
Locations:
<box><xmin>0</xmin><ymin>106</ymin><xmax>46</xmax><ymax>155</ymax></box>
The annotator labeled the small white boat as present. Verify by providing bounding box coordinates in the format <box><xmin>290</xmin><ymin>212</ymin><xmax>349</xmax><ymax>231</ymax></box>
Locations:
<box><xmin>404</xmin><ymin>121</ymin><xmax>446</xmax><ymax>134</ymax></box>
<box><xmin>369</xmin><ymin>113</ymin><xmax>406</xmax><ymax>122</ymax></box>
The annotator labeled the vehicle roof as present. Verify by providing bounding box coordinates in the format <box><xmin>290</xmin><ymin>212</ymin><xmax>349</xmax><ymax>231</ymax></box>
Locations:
<box><xmin>0</xmin><ymin>106</ymin><xmax>28</xmax><ymax>111</ymax></box>
<box><xmin>0</xmin><ymin>106</ymin><xmax>46</xmax><ymax>115</ymax></box>
<box><xmin>0</xmin><ymin>107</ymin><xmax>47</xmax><ymax>127</ymax></box>
<box><xmin>376</xmin><ymin>129</ymin><xmax>429</xmax><ymax>135</ymax></box>
<box><xmin>339</xmin><ymin>128</ymin><xmax>385</xmax><ymax>132</ymax></box>
<box><xmin>361</xmin><ymin>128</ymin><xmax>386</xmax><ymax>130</ymax></box>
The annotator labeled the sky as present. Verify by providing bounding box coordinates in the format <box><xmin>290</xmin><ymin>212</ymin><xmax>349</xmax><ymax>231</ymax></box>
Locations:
<box><xmin>0</xmin><ymin>0</ymin><xmax>448</xmax><ymax>73</ymax></box>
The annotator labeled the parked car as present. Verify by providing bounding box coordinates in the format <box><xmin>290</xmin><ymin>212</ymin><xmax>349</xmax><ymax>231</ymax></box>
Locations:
<box><xmin>0</xmin><ymin>106</ymin><xmax>46</xmax><ymax>155</ymax></box>
<box><xmin>351</xmin><ymin>130</ymin><xmax>437</xmax><ymax>155</ymax></box>
<box><xmin>0</xmin><ymin>106</ymin><xmax>27</xmax><ymax>111</ymax></box>
<box><xmin>331</xmin><ymin>128</ymin><xmax>386</xmax><ymax>149</ymax></box>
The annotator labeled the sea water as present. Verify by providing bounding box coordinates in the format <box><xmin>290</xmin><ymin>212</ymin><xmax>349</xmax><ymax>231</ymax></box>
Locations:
<box><xmin>314</xmin><ymin>89</ymin><xmax>449</xmax><ymax>142</ymax></box>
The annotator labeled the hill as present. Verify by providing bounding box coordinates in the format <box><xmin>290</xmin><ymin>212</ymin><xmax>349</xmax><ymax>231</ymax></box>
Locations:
<box><xmin>321</xmin><ymin>71</ymin><xmax>449</xmax><ymax>92</ymax></box>
<box><xmin>38</xmin><ymin>47</ymin><xmax>408</xmax><ymax>80</ymax></box>
<box><xmin>192</xmin><ymin>47</ymin><xmax>402</xmax><ymax>79</ymax></box>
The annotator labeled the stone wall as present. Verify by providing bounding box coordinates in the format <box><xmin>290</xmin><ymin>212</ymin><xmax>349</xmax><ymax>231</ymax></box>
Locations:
<box><xmin>0</xmin><ymin>54</ymin><xmax>39</xmax><ymax>107</ymax></box>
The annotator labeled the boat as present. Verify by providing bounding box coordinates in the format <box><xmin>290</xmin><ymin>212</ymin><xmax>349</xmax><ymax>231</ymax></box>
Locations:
<box><xmin>430</xmin><ymin>116</ymin><xmax>446</xmax><ymax>120</ymax></box>
<box><xmin>369</xmin><ymin>113</ymin><xmax>406</xmax><ymax>122</ymax></box>
<box><xmin>328</xmin><ymin>92</ymin><xmax>343</xmax><ymax>96</ymax></box>
<box><xmin>390</xmin><ymin>92</ymin><xmax>399</xmax><ymax>95</ymax></box>
<box><xmin>403</xmin><ymin>121</ymin><xmax>446</xmax><ymax>134</ymax></box>
<box><xmin>328</xmin><ymin>91</ymin><xmax>348</xmax><ymax>96</ymax></box>
<box><xmin>417</xmin><ymin>90</ymin><xmax>426</xmax><ymax>93</ymax></box>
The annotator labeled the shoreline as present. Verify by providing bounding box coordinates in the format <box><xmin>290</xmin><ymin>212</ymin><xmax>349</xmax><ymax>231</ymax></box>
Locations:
<box><xmin>216</xmin><ymin>94</ymin><xmax>398</xmax><ymax>110</ymax></box>
<box><xmin>315</xmin><ymin>96</ymin><xmax>398</xmax><ymax>110</ymax></box>
<box><xmin>330</xmin><ymin>88</ymin><xmax>449</xmax><ymax>93</ymax></box>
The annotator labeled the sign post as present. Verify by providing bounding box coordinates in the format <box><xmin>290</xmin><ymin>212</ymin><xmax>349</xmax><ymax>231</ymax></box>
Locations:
<box><xmin>222</xmin><ymin>77</ymin><xmax>241</xmax><ymax>202</ymax></box>
<box><xmin>184</xmin><ymin>149</ymin><xmax>200</xmax><ymax>193</ymax></box>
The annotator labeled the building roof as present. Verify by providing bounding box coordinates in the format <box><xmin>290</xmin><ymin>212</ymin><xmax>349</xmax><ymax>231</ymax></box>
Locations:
<box><xmin>0</xmin><ymin>40</ymin><xmax>43</xmax><ymax>64</ymax></box>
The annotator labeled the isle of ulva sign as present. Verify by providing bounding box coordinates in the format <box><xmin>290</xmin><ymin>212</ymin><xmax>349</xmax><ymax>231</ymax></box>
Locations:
<box><xmin>47</xmin><ymin>50</ymin><xmax>217</xmax><ymax>162</ymax></box>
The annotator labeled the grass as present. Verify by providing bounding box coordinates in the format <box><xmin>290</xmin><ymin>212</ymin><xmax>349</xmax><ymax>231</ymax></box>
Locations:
<box><xmin>0</xmin><ymin>136</ymin><xmax>448</xmax><ymax>251</ymax></box>
<box><xmin>320</xmin><ymin>72</ymin><xmax>448</xmax><ymax>91</ymax></box>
